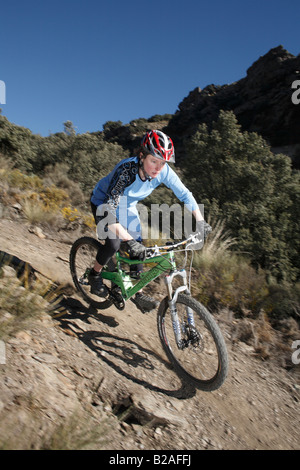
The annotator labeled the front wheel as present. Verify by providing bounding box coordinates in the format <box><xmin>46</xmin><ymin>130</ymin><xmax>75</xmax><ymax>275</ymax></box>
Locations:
<box><xmin>157</xmin><ymin>294</ymin><xmax>228</xmax><ymax>391</ymax></box>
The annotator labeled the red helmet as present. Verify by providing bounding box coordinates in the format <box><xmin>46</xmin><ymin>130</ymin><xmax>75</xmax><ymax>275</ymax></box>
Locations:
<box><xmin>141</xmin><ymin>130</ymin><xmax>175</xmax><ymax>163</ymax></box>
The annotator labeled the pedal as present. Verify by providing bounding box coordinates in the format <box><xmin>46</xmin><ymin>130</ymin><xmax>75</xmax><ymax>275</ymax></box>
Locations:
<box><xmin>110</xmin><ymin>287</ymin><xmax>125</xmax><ymax>310</ymax></box>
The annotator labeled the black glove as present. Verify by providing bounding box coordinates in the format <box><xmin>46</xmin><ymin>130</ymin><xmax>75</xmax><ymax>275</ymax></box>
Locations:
<box><xmin>195</xmin><ymin>221</ymin><xmax>212</xmax><ymax>240</ymax></box>
<box><xmin>126</xmin><ymin>239</ymin><xmax>147</xmax><ymax>261</ymax></box>
<box><xmin>203</xmin><ymin>221</ymin><xmax>212</xmax><ymax>239</ymax></box>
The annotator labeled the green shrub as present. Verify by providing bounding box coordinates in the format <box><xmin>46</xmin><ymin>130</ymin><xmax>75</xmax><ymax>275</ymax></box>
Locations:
<box><xmin>183</xmin><ymin>110</ymin><xmax>300</xmax><ymax>282</ymax></box>
<box><xmin>262</xmin><ymin>282</ymin><xmax>300</xmax><ymax>324</ymax></box>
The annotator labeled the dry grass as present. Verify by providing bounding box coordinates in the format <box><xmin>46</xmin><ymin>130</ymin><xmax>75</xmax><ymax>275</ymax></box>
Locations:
<box><xmin>193</xmin><ymin>218</ymin><xmax>268</xmax><ymax>315</ymax></box>
<box><xmin>0</xmin><ymin>266</ymin><xmax>48</xmax><ymax>340</ymax></box>
<box><xmin>0</xmin><ymin>154</ymin><xmax>13</xmax><ymax>171</ymax></box>
<box><xmin>201</xmin><ymin>218</ymin><xmax>237</xmax><ymax>259</ymax></box>
<box><xmin>22</xmin><ymin>198</ymin><xmax>61</xmax><ymax>225</ymax></box>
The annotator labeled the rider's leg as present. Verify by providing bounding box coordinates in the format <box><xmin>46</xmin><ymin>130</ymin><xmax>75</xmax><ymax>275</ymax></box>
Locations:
<box><xmin>89</xmin><ymin>236</ymin><xmax>121</xmax><ymax>297</ymax></box>
<box><xmin>93</xmin><ymin>260</ymin><xmax>103</xmax><ymax>273</ymax></box>
<box><xmin>90</xmin><ymin>202</ymin><xmax>157</xmax><ymax>309</ymax></box>
<box><xmin>94</xmin><ymin>236</ymin><xmax>121</xmax><ymax>270</ymax></box>
<box><xmin>89</xmin><ymin>201</ymin><xmax>120</xmax><ymax>295</ymax></box>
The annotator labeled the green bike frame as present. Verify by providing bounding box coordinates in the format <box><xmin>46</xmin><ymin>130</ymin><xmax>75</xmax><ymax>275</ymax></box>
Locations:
<box><xmin>101</xmin><ymin>251</ymin><xmax>177</xmax><ymax>301</ymax></box>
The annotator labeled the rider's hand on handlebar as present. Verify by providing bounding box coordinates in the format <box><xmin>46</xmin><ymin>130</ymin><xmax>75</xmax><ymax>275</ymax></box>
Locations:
<box><xmin>126</xmin><ymin>239</ymin><xmax>147</xmax><ymax>261</ymax></box>
<box><xmin>202</xmin><ymin>221</ymin><xmax>212</xmax><ymax>239</ymax></box>
<box><xmin>193</xmin><ymin>221</ymin><xmax>212</xmax><ymax>242</ymax></box>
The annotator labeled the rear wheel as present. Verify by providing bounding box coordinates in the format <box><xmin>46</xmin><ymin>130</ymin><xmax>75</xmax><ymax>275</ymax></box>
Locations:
<box><xmin>157</xmin><ymin>294</ymin><xmax>228</xmax><ymax>391</ymax></box>
<box><xmin>69</xmin><ymin>237</ymin><xmax>115</xmax><ymax>309</ymax></box>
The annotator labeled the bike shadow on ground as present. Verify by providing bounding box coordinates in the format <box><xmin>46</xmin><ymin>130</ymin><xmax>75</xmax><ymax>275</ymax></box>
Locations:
<box><xmin>79</xmin><ymin>330</ymin><xmax>196</xmax><ymax>399</ymax></box>
<box><xmin>53</xmin><ymin>295</ymin><xmax>196</xmax><ymax>399</ymax></box>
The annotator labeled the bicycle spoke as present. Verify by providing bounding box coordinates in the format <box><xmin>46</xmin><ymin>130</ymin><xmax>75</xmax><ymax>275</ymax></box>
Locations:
<box><xmin>166</xmin><ymin>307</ymin><xmax>219</xmax><ymax>380</ymax></box>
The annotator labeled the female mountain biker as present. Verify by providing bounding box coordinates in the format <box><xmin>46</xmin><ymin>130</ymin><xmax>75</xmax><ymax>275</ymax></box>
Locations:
<box><xmin>89</xmin><ymin>129</ymin><xmax>210</xmax><ymax>313</ymax></box>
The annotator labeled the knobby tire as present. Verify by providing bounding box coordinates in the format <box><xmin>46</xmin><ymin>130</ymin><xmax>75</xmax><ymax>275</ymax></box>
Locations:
<box><xmin>157</xmin><ymin>293</ymin><xmax>228</xmax><ymax>391</ymax></box>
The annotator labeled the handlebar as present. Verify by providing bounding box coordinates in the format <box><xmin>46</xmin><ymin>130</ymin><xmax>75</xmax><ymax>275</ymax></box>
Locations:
<box><xmin>146</xmin><ymin>232</ymin><xmax>204</xmax><ymax>258</ymax></box>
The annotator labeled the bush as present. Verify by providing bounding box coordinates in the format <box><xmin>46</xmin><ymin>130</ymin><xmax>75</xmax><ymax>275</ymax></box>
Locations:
<box><xmin>183</xmin><ymin>110</ymin><xmax>300</xmax><ymax>282</ymax></box>
<box><xmin>22</xmin><ymin>197</ymin><xmax>62</xmax><ymax>225</ymax></box>
<box><xmin>195</xmin><ymin>247</ymin><xmax>268</xmax><ymax>316</ymax></box>
<box><xmin>5</xmin><ymin>169</ymin><xmax>43</xmax><ymax>191</ymax></box>
<box><xmin>43</xmin><ymin>163</ymin><xmax>85</xmax><ymax>206</ymax></box>
<box><xmin>262</xmin><ymin>282</ymin><xmax>300</xmax><ymax>324</ymax></box>
<box><xmin>193</xmin><ymin>218</ymin><xmax>300</xmax><ymax>331</ymax></box>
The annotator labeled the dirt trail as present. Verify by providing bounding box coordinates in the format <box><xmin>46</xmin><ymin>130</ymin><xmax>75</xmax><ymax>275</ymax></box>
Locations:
<box><xmin>0</xmin><ymin>217</ymin><xmax>299</xmax><ymax>450</ymax></box>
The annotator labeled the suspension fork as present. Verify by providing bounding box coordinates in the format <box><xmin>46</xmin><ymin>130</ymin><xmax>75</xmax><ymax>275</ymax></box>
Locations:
<box><xmin>164</xmin><ymin>269</ymin><xmax>193</xmax><ymax>348</ymax></box>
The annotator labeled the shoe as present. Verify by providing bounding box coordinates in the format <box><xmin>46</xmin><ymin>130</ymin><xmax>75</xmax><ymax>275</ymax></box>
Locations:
<box><xmin>131</xmin><ymin>292</ymin><xmax>159</xmax><ymax>313</ymax></box>
<box><xmin>88</xmin><ymin>269</ymin><xmax>109</xmax><ymax>298</ymax></box>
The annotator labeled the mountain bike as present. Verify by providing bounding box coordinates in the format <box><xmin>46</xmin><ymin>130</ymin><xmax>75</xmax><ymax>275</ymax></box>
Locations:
<box><xmin>69</xmin><ymin>233</ymin><xmax>228</xmax><ymax>391</ymax></box>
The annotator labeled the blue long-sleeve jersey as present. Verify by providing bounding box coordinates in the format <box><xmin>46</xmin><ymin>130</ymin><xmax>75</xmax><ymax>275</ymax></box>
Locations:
<box><xmin>91</xmin><ymin>156</ymin><xmax>198</xmax><ymax>239</ymax></box>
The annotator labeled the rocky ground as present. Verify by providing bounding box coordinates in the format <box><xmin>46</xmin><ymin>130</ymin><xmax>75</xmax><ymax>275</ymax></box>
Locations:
<box><xmin>0</xmin><ymin>216</ymin><xmax>299</xmax><ymax>451</ymax></box>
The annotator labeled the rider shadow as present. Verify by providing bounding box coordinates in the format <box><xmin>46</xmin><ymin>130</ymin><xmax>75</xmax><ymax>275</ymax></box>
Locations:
<box><xmin>56</xmin><ymin>295</ymin><xmax>120</xmax><ymax>328</ymax></box>
<box><xmin>78</xmin><ymin>330</ymin><xmax>196</xmax><ymax>399</ymax></box>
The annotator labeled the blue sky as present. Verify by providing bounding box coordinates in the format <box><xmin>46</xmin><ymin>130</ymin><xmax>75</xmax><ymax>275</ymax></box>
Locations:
<box><xmin>1</xmin><ymin>0</ymin><xmax>299</xmax><ymax>136</ymax></box>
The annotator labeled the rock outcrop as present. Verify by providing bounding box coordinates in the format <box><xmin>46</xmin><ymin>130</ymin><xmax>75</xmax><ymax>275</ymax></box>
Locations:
<box><xmin>103</xmin><ymin>46</ymin><xmax>300</xmax><ymax>168</ymax></box>
<box><xmin>165</xmin><ymin>46</ymin><xmax>300</xmax><ymax>164</ymax></box>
